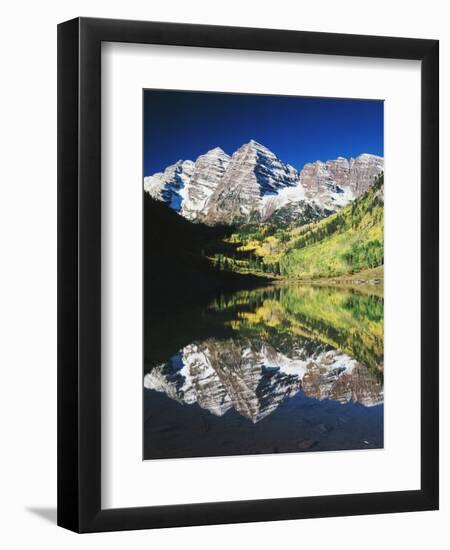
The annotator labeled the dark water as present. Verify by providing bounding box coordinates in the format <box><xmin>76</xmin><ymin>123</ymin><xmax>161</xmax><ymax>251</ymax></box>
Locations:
<box><xmin>143</xmin><ymin>284</ymin><xmax>384</xmax><ymax>459</ymax></box>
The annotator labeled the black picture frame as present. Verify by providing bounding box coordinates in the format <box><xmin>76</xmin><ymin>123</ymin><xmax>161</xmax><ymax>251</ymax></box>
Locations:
<box><xmin>57</xmin><ymin>17</ymin><xmax>439</xmax><ymax>533</ymax></box>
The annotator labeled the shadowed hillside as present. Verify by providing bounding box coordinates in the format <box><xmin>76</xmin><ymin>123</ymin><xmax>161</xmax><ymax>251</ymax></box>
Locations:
<box><xmin>143</xmin><ymin>194</ymin><xmax>270</xmax><ymax>364</ymax></box>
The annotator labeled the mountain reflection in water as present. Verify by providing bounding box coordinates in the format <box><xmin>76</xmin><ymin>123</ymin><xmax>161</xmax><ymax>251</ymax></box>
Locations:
<box><xmin>144</xmin><ymin>284</ymin><xmax>384</xmax><ymax>458</ymax></box>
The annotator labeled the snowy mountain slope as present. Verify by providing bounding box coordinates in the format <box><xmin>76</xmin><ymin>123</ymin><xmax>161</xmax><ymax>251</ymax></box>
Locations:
<box><xmin>181</xmin><ymin>147</ymin><xmax>230</xmax><ymax>221</ymax></box>
<box><xmin>144</xmin><ymin>140</ymin><xmax>384</xmax><ymax>225</ymax></box>
<box><xmin>202</xmin><ymin>140</ymin><xmax>299</xmax><ymax>224</ymax></box>
<box><xmin>144</xmin><ymin>159</ymin><xmax>195</xmax><ymax>212</ymax></box>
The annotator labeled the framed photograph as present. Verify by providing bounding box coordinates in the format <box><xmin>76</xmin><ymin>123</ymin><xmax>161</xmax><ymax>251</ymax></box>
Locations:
<box><xmin>58</xmin><ymin>17</ymin><xmax>439</xmax><ymax>532</ymax></box>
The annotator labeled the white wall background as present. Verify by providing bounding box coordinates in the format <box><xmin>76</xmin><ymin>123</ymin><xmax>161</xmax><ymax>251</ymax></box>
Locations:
<box><xmin>0</xmin><ymin>0</ymin><xmax>447</xmax><ymax>547</ymax></box>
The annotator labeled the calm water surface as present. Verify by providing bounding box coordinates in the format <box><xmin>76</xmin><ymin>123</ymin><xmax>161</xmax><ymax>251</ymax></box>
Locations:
<box><xmin>144</xmin><ymin>284</ymin><xmax>383</xmax><ymax>459</ymax></box>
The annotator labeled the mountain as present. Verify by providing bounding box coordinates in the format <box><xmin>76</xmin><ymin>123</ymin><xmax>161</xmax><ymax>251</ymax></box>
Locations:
<box><xmin>203</xmin><ymin>140</ymin><xmax>299</xmax><ymax>224</ymax></box>
<box><xmin>278</xmin><ymin>174</ymin><xmax>384</xmax><ymax>278</ymax></box>
<box><xmin>143</xmin><ymin>193</ymin><xmax>269</xmax><ymax>301</ymax></box>
<box><xmin>144</xmin><ymin>159</ymin><xmax>195</xmax><ymax>211</ymax></box>
<box><xmin>229</xmin><ymin>173</ymin><xmax>384</xmax><ymax>279</ymax></box>
<box><xmin>299</xmin><ymin>153</ymin><xmax>384</xmax><ymax>206</ymax></box>
<box><xmin>144</xmin><ymin>140</ymin><xmax>383</xmax><ymax>226</ymax></box>
<box><xmin>181</xmin><ymin>147</ymin><xmax>231</xmax><ymax>220</ymax></box>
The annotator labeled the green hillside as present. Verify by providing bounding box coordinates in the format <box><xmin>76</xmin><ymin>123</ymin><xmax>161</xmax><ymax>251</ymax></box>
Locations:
<box><xmin>215</xmin><ymin>173</ymin><xmax>384</xmax><ymax>280</ymax></box>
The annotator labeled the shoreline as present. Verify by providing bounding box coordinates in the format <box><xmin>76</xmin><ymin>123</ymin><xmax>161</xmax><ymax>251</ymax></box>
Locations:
<box><xmin>263</xmin><ymin>266</ymin><xmax>384</xmax><ymax>295</ymax></box>
<box><xmin>212</xmin><ymin>265</ymin><xmax>384</xmax><ymax>296</ymax></box>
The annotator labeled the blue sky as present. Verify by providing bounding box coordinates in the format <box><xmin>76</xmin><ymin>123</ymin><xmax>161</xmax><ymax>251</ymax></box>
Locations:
<box><xmin>143</xmin><ymin>90</ymin><xmax>383</xmax><ymax>176</ymax></box>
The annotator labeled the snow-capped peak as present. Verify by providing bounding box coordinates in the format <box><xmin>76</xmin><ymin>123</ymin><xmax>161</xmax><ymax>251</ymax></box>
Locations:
<box><xmin>144</xmin><ymin>141</ymin><xmax>384</xmax><ymax>225</ymax></box>
<box><xmin>205</xmin><ymin>146</ymin><xmax>228</xmax><ymax>157</ymax></box>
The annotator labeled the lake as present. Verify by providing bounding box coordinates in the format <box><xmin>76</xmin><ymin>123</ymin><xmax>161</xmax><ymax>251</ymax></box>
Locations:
<box><xmin>143</xmin><ymin>284</ymin><xmax>384</xmax><ymax>459</ymax></box>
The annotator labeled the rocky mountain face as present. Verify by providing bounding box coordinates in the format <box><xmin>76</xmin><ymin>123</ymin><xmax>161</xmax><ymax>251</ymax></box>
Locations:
<box><xmin>144</xmin><ymin>159</ymin><xmax>195</xmax><ymax>212</ymax></box>
<box><xmin>144</xmin><ymin>140</ymin><xmax>383</xmax><ymax>225</ymax></box>
<box><xmin>204</xmin><ymin>140</ymin><xmax>298</xmax><ymax>224</ymax></box>
<box><xmin>181</xmin><ymin>148</ymin><xmax>231</xmax><ymax>220</ymax></box>
<box><xmin>299</xmin><ymin>154</ymin><xmax>384</xmax><ymax>206</ymax></box>
<box><xmin>144</xmin><ymin>337</ymin><xmax>383</xmax><ymax>423</ymax></box>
